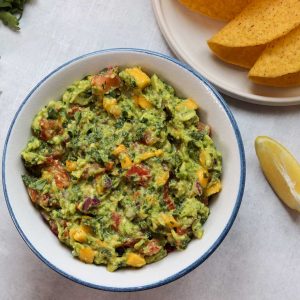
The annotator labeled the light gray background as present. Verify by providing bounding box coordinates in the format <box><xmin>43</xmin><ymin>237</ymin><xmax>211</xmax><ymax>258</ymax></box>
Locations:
<box><xmin>1</xmin><ymin>1</ymin><xmax>300</xmax><ymax>299</ymax></box>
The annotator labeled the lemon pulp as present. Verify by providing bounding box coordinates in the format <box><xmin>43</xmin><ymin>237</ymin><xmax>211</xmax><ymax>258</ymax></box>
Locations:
<box><xmin>255</xmin><ymin>136</ymin><xmax>300</xmax><ymax>212</ymax></box>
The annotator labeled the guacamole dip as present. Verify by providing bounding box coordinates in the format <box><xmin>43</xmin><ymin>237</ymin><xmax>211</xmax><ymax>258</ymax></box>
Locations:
<box><xmin>21</xmin><ymin>66</ymin><xmax>222</xmax><ymax>271</ymax></box>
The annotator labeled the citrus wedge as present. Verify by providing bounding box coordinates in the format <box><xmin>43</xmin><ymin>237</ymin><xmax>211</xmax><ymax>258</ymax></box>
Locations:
<box><xmin>255</xmin><ymin>136</ymin><xmax>300</xmax><ymax>212</ymax></box>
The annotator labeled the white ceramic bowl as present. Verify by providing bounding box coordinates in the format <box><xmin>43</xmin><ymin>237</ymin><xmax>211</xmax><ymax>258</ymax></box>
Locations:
<box><xmin>2</xmin><ymin>49</ymin><xmax>245</xmax><ymax>291</ymax></box>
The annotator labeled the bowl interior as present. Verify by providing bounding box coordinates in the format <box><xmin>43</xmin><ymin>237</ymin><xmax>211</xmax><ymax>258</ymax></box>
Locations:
<box><xmin>3</xmin><ymin>50</ymin><xmax>244</xmax><ymax>291</ymax></box>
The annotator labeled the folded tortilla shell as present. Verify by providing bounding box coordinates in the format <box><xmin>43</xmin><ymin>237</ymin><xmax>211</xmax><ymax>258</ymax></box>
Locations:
<box><xmin>208</xmin><ymin>0</ymin><xmax>300</xmax><ymax>68</ymax></box>
<box><xmin>249</xmin><ymin>26</ymin><xmax>300</xmax><ymax>87</ymax></box>
<box><xmin>179</xmin><ymin>0</ymin><xmax>251</xmax><ymax>21</ymax></box>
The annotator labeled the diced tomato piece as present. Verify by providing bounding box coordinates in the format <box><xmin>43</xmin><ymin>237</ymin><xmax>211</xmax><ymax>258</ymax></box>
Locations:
<box><xmin>105</xmin><ymin>161</ymin><xmax>114</xmax><ymax>171</ymax></box>
<box><xmin>176</xmin><ymin>227</ymin><xmax>187</xmax><ymax>235</ymax></box>
<box><xmin>143</xmin><ymin>240</ymin><xmax>161</xmax><ymax>256</ymax></box>
<box><xmin>27</xmin><ymin>188</ymin><xmax>49</xmax><ymax>207</ymax></box>
<box><xmin>91</xmin><ymin>68</ymin><xmax>121</xmax><ymax>95</ymax></box>
<box><xmin>67</xmin><ymin>105</ymin><xmax>82</xmax><ymax>116</ymax></box>
<box><xmin>112</xmin><ymin>212</ymin><xmax>121</xmax><ymax>231</ymax></box>
<box><xmin>46</xmin><ymin>160</ymin><xmax>70</xmax><ymax>189</ymax></box>
<box><xmin>163</xmin><ymin>184</ymin><xmax>175</xmax><ymax>210</ymax></box>
<box><xmin>40</xmin><ymin>119</ymin><xmax>63</xmax><ymax>141</ymax></box>
<box><xmin>126</xmin><ymin>164</ymin><xmax>151</xmax><ymax>179</ymax></box>
<box><xmin>27</xmin><ymin>188</ymin><xmax>39</xmax><ymax>203</ymax></box>
<box><xmin>126</xmin><ymin>164</ymin><xmax>151</xmax><ymax>186</ymax></box>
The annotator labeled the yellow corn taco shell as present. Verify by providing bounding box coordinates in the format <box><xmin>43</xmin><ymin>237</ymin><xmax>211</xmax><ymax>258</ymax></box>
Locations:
<box><xmin>208</xmin><ymin>0</ymin><xmax>300</xmax><ymax>68</ymax></box>
<box><xmin>179</xmin><ymin>0</ymin><xmax>251</xmax><ymax>21</ymax></box>
<box><xmin>249</xmin><ymin>26</ymin><xmax>300</xmax><ymax>87</ymax></box>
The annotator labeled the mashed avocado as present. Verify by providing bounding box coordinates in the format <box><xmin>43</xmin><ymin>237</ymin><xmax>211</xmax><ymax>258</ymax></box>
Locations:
<box><xmin>21</xmin><ymin>66</ymin><xmax>222</xmax><ymax>271</ymax></box>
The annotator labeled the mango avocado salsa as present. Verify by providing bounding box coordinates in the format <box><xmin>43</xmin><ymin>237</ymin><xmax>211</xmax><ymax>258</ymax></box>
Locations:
<box><xmin>21</xmin><ymin>66</ymin><xmax>222</xmax><ymax>271</ymax></box>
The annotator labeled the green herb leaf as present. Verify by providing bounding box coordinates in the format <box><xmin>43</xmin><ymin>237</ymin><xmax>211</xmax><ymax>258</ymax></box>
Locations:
<box><xmin>22</xmin><ymin>175</ymin><xmax>48</xmax><ymax>191</ymax></box>
<box><xmin>0</xmin><ymin>11</ymin><xmax>19</xmax><ymax>30</ymax></box>
<box><xmin>0</xmin><ymin>0</ymin><xmax>28</xmax><ymax>30</ymax></box>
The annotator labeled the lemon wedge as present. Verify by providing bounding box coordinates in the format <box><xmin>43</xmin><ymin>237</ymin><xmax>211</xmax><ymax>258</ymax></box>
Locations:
<box><xmin>255</xmin><ymin>136</ymin><xmax>300</xmax><ymax>212</ymax></box>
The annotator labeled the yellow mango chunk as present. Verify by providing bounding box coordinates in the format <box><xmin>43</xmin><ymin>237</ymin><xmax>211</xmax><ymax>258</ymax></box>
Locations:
<box><xmin>120</xmin><ymin>153</ymin><xmax>133</xmax><ymax>169</ymax></box>
<box><xmin>156</xmin><ymin>170</ymin><xmax>169</xmax><ymax>186</ymax></box>
<box><xmin>136</xmin><ymin>149</ymin><xmax>163</xmax><ymax>163</ymax></box>
<box><xmin>125</xmin><ymin>67</ymin><xmax>150</xmax><ymax>89</ymax></box>
<box><xmin>206</xmin><ymin>180</ymin><xmax>222</xmax><ymax>197</ymax></box>
<box><xmin>133</xmin><ymin>95</ymin><xmax>153</xmax><ymax>109</ymax></box>
<box><xmin>200</xmin><ymin>150</ymin><xmax>212</xmax><ymax>168</ymax></box>
<box><xmin>103</xmin><ymin>97</ymin><xmax>121</xmax><ymax>118</ymax></box>
<box><xmin>197</xmin><ymin>168</ymin><xmax>209</xmax><ymax>188</ymax></box>
<box><xmin>69</xmin><ymin>225</ymin><xmax>91</xmax><ymax>243</ymax></box>
<box><xmin>199</xmin><ymin>151</ymin><xmax>206</xmax><ymax>167</ymax></box>
<box><xmin>66</xmin><ymin>160</ymin><xmax>77</xmax><ymax>172</ymax></box>
<box><xmin>255</xmin><ymin>136</ymin><xmax>300</xmax><ymax>212</ymax></box>
<box><xmin>79</xmin><ymin>247</ymin><xmax>96</xmax><ymax>264</ymax></box>
<box><xmin>113</xmin><ymin>144</ymin><xmax>126</xmax><ymax>156</ymax></box>
<box><xmin>177</xmin><ymin>98</ymin><xmax>198</xmax><ymax>110</ymax></box>
<box><xmin>95</xmin><ymin>175</ymin><xmax>104</xmax><ymax>194</ymax></box>
<box><xmin>126</xmin><ymin>253</ymin><xmax>146</xmax><ymax>267</ymax></box>
<box><xmin>161</xmin><ymin>214</ymin><xmax>179</xmax><ymax>228</ymax></box>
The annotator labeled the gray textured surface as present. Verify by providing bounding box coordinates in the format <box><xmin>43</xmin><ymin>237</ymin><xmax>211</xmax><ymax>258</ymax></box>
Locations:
<box><xmin>1</xmin><ymin>1</ymin><xmax>300</xmax><ymax>299</ymax></box>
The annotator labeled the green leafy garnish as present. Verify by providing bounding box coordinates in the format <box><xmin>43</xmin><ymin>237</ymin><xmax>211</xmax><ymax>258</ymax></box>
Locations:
<box><xmin>0</xmin><ymin>0</ymin><xmax>28</xmax><ymax>30</ymax></box>
<box><xmin>22</xmin><ymin>175</ymin><xmax>48</xmax><ymax>191</ymax></box>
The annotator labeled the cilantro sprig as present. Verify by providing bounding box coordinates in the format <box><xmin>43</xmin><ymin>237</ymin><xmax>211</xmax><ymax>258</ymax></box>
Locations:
<box><xmin>0</xmin><ymin>0</ymin><xmax>28</xmax><ymax>30</ymax></box>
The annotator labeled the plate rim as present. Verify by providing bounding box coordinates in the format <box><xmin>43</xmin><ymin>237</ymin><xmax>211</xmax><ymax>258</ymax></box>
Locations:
<box><xmin>2</xmin><ymin>48</ymin><xmax>246</xmax><ymax>292</ymax></box>
<box><xmin>152</xmin><ymin>0</ymin><xmax>300</xmax><ymax>106</ymax></box>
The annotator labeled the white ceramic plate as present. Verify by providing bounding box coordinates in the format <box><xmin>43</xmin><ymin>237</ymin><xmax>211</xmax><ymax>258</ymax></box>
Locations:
<box><xmin>152</xmin><ymin>0</ymin><xmax>300</xmax><ymax>106</ymax></box>
<box><xmin>3</xmin><ymin>49</ymin><xmax>245</xmax><ymax>291</ymax></box>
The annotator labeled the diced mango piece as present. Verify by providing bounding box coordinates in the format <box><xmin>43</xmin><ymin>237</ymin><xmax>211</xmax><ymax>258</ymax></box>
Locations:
<box><xmin>197</xmin><ymin>168</ymin><xmax>209</xmax><ymax>188</ymax></box>
<box><xmin>95</xmin><ymin>175</ymin><xmax>104</xmax><ymax>194</ymax></box>
<box><xmin>82</xmin><ymin>225</ymin><xmax>92</xmax><ymax>233</ymax></box>
<box><xmin>161</xmin><ymin>214</ymin><xmax>179</xmax><ymax>228</ymax></box>
<box><xmin>120</xmin><ymin>153</ymin><xmax>133</xmax><ymax>169</ymax></box>
<box><xmin>113</xmin><ymin>144</ymin><xmax>126</xmax><ymax>156</ymax></box>
<box><xmin>69</xmin><ymin>225</ymin><xmax>91</xmax><ymax>243</ymax></box>
<box><xmin>133</xmin><ymin>95</ymin><xmax>153</xmax><ymax>109</ymax></box>
<box><xmin>126</xmin><ymin>253</ymin><xmax>146</xmax><ymax>267</ymax></box>
<box><xmin>136</xmin><ymin>149</ymin><xmax>163</xmax><ymax>163</ymax></box>
<box><xmin>184</xmin><ymin>98</ymin><xmax>198</xmax><ymax>109</ymax></box>
<box><xmin>125</xmin><ymin>67</ymin><xmax>151</xmax><ymax>89</ymax></box>
<box><xmin>74</xmin><ymin>231</ymin><xmax>87</xmax><ymax>243</ymax></box>
<box><xmin>111</xmin><ymin>106</ymin><xmax>121</xmax><ymax>118</ymax></box>
<box><xmin>206</xmin><ymin>180</ymin><xmax>222</xmax><ymax>197</ymax></box>
<box><xmin>79</xmin><ymin>247</ymin><xmax>96</xmax><ymax>264</ymax></box>
<box><xmin>200</xmin><ymin>150</ymin><xmax>212</xmax><ymax>168</ymax></box>
<box><xmin>103</xmin><ymin>97</ymin><xmax>121</xmax><ymax>118</ymax></box>
<box><xmin>156</xmin><ymin>170</ymin><xmax>169</xmax><ymax>186</ymax></box>
<box><xmin>96</xmin><ymin>184</ymin><xmax>104</xmax><ymax>195</ymax></box>
<box><xmin>176</xmin><ymin>98</ymin><xmax>198</xmax><ymax>110</ymax></box>
<box><xmin>66</xmin><ymin>160</ymin><xmax>77</xmax><ymax>172</ymax></box>
<box><xmin>103</xmin><ymin>97</ymin><xmax>116</xmax><ymax>110</ymax></box>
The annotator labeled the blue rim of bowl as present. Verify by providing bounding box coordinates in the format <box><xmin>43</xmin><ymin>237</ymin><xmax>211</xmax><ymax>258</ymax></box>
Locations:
<box><xmin>2</xmin><ymin>48</ymin><xmax>246</xmax><ymax>292</ymax></box>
